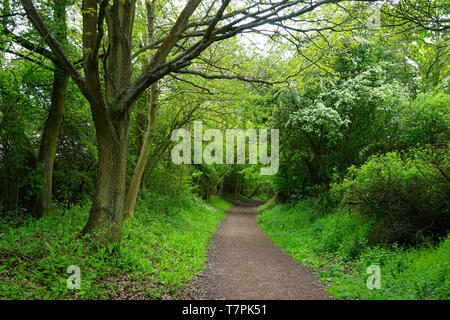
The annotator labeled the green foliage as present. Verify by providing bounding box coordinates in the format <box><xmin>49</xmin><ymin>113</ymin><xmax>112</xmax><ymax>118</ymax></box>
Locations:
<box><xmin>398</xmin><ymin>93</ymin><xmax>450</xmax><ymax>150</ymax></box>
<box><xmin>259</xmin><ymin>202</ymin><xmax>450</xmax><ymax>300</ymax></box>
<box><xmin>270</xmin><ymin>40</ymin><xmax>410</xmax><ymax>201</ymax></box>
<box><xmin>259</xmin><ymin>202</ymin><xmax>369</xmax><ymax>263</ymax></box>
<box><xmin>330</xmin><ymin>239</ymin><xmax>450</xmax><ymax>300</ymax></box>
<box><xmin>258</xmin><ymin>196</ymin><xmax>278</xmax><ymax>214</ymax></box>
<box><xmin>331</xmin><ymin>149</ymin><xmax>449</xmax><ymax>245</ymax></box>
<box><xmin>1</xmin><ymin>0</ymin><xmax>449</xmax><ymax>302</ymax></box>
<box><xmin>51</xmin><ymin>93</ymin><xmax>97</xmax><ymax>206</ymax></box>
<box><xmin>0</xmin><ymin>195</ymin><xmax>228</xmax><ymax>299</ymax></box>
<box><xmin>0</xmin><ymin>63</ymin><xmax>45</xmax><ymax>212</ymax></box>
<box><xmin>142</xmin><ymin>163</ymin><xmax>197</xmax><ymax>214</ymax></box>
<box><xmin>208</xmin><ymin>195</ymin><xmax>232</xmax><ymax>212</ymax></box>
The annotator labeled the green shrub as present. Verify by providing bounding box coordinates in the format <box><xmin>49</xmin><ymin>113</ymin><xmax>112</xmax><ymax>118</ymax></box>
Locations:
<box><xmin>399</xmin><ymin>93</ymin><xmax>450</xmax><ymax>150</ymax></box>
<box><xmin>331</xmin><ymin>149</ymin><xmax>450</xmax><ymax>245</ymax></box>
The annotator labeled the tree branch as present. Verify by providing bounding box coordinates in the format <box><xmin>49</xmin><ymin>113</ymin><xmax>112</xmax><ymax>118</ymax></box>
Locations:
<box><xmin>175</xmin><ymin>69</ymin><xmax>285</xmax><ymax>86</ymax></box>
<box><xmin>1</xmin><ymin>26</ymin><xmax>57</xmax><ymax>63</ymax></box>
<box><xmin>19</xmin><ymin>0</ymin><xmax>89</xmax><ymax>99</ymax></box>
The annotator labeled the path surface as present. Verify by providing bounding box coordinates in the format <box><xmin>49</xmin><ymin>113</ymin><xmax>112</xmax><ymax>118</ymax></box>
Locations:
<box><xmin>185</xmin><ymin>200</ymin><xmax>332</xmax><ymax>300</ymax></box>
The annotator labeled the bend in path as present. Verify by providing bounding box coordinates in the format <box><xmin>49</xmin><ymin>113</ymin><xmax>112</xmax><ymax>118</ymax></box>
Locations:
<box><xmin>185</xmin><ymin>200</ymin><xmax>332</xmax><ymax>300</ymax></box>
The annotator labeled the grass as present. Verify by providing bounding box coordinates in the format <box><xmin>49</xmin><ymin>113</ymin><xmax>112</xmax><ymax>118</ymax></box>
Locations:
<box><xmin>258</xmin><ymin>201</ymin><xmax>450</xmax><ymax>300</ymax></box>
<box><xmin>0</xmin><ymin>195</ymin><xmax>228</xmax><ymax>300</ymax></box>
<box><xmin>208</xmin><ymin>195</ymin><xmax>232</xmax><ymax>212</ymax></box>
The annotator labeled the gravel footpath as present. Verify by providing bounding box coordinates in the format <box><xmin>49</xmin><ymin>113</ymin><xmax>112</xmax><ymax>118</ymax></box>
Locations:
<box><xmin>183</xmin><ymin>200</ymin><xmax>332</xmax><ymax>300</ymax></box>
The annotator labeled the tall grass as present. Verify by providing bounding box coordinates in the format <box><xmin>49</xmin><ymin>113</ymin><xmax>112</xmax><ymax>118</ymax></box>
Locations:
<box><xmin>258</xmin><ymin>202</ymin><xmax>450</xmax><ymax>300</ymax></box>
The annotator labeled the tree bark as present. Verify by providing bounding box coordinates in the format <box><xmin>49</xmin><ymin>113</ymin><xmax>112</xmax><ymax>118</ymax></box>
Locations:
<box><xmin>125</xmin><ymin>84</ymin><xmax>158</xmax><ymax>218</ymax></box>
<box><xmin>81</xmin><ymin>115</ymin><xmax>130</xmax><ymax>243</ymax></box>
<box><xmin>72</xmin><ymin>0</ymin><xmax>134</xmax><ymax>244</ymax></box>
<box><xmin>34</xmin><ymin>67</ymin><xmax>68</xmax><ymax>217</ymax></box>
<box><xmin>124</xmin><ymin>0</ymin><xmax>159</xmax><ymax>218</ymax></box>
<box><xmin>32</xmin><ymin>0</ymin><xmax>69</xmax><ymax>217</ymax></box>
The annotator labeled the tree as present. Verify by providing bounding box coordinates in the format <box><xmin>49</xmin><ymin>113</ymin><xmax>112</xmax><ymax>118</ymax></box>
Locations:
<box><xmin>1</xmin><ymin>0</ymin><xmax>70</xmax><ymax>217</ymax></box>
<box><xmin>33</xmin><ymin>0</ymin><xmax>69</xmax><ymax>217</ymax></box>
<box><xmin>125</xmin><ymin>0</ymin><xmax>158</xmax><ymax>218</ymax></box>
<box><xmin>270</xmin><ymin>40</ymin><xmax>410</xmax><ymax>200</ymax></box>
<box><xmin>19</xmin><ymin>0</ymin><xmax>374</xmax><ymax>243</ymax></box>
<box><xmin>383</xmin><ymin>0</ymin><xmax>450</xmax><ymax>33</ymax></box>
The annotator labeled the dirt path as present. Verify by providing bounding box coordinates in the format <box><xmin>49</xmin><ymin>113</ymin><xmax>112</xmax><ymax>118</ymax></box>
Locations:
<box><xmin>185</xmin><ymin>200</ymin><xmax>332</xmax><ymax>300</ymax></box>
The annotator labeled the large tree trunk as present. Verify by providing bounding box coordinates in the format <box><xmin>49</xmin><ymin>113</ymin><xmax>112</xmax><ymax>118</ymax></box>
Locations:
<box><xmin>81</xmin><ymin>117</ymin><xmax>130</xmax><ymax>243</ymax></box>
<box><xmin>79</xmin><ymin>0</ymin><xmax>135</xmax><ymax>244</ymax></box>
<box><xmin>125</xmin><ymin>83</ymin><xmax>158</xmax><ymax>218</ymax></box>
<box><xmin>34</xmin><ymin>67</ymin><xmax>68</xmax><ymax>217</ymax></box>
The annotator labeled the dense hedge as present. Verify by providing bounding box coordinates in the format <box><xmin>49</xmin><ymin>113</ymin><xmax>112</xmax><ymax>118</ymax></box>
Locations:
<box><xmin>331</xmin><ymin>149</ymin><xmax>449</xmax><ymax>245</ymax></box>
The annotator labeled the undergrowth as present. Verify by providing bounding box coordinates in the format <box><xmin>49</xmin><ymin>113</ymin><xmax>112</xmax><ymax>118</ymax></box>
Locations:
<box><xmin>258</xmin><ymin>201</ymin><xmax>449</xmax><ymax>300</ymax></box>
<box><xmin>0</xmin><ymin>195</ymin><xmax>228</xmax><ymax>299</ymax></box>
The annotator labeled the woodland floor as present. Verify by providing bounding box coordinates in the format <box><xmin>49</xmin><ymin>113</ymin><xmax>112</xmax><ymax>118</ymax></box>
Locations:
<box><xmin>182</xmin><ymin>200</ymin><xmax>332</xmax><ymax>300</ymax></box>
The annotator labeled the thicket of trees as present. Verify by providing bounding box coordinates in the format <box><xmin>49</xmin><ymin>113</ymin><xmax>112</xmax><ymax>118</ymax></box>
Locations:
<box><xmin>263</xmin><ymin>19</ymin><xmax>449</xmax><ymax>245</ymax></box>
<box><xmin>0</xmin><ymin>0</ymin><xmax>448</xmax><ymax>253</ymax></box>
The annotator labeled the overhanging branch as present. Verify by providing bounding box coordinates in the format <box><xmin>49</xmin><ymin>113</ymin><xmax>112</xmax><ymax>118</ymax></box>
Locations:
<box><xmin>19</xmin><ymin>0</ymin><xmax>89</xmax><ymax>99</ymax></box>
<box><xmin>175</xmin><ymin>69</ymin><xmax>286</xmax><ymax>86</ymax></box>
